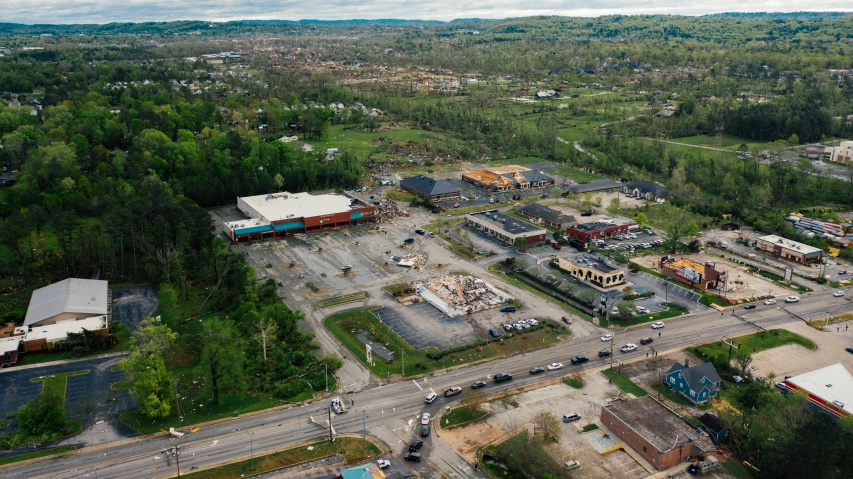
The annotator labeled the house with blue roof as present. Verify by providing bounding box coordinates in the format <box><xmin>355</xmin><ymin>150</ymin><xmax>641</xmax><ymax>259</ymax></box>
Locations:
<box><xmin>665</xmin><ymin>360</ymin><xmax>722</xmax><ymax>405</ymax></box>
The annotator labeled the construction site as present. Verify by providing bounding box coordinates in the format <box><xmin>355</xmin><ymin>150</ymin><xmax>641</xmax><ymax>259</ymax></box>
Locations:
<box><xmin>416</xmin><ymin>274</ymin><xmax>513</xmax><ymax>317</ymax></box>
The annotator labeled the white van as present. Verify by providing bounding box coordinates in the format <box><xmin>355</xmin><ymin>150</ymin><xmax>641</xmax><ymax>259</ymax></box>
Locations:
<box><xmin>425</xmin><ymin>393</ymin><xmax>438</xmax><ymax>404</ymax></box>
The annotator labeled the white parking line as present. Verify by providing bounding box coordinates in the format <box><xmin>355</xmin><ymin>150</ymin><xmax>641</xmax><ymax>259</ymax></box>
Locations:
<box><xmin>412</xmin><ymin>380</ymin><xmax>423</xmax><ymax>390</ymax></box>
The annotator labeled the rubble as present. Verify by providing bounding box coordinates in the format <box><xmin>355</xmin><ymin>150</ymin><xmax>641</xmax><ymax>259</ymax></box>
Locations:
<box><xmin>376</xmin><ymin>199</ymin><xmax>410</xmax><ymax>223</ymax></box>
<box><xmin>416</xmin><ymin>274</ymin><xmax>513</xmax><ymax>317</ymax></box>
<box><xmin>395</xmin><ymin>252</ymin><xmax>428</xmax><ymax>270</ymax></box>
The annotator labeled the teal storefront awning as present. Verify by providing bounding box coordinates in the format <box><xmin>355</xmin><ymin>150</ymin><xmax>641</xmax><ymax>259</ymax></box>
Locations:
<box><xmin>234</xmin><ymin>224</ymin><xmax>272</xmax><ymax>236</ymax></box>
<box><xmin>274</xmin><ymin>221</ymin><xmax>305</xmax><ymax>231</ymax></box>
<box><xmin>350</xmin><ymin>212</ymin><xmax>363</xmax><ymax>220</ymax></box>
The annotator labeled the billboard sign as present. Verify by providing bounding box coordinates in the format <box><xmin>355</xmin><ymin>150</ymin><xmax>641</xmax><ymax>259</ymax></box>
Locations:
<box><xmin>677</xmin><ymin>265</ymin><xmax>702</xmax><ymax>284</ymax></box>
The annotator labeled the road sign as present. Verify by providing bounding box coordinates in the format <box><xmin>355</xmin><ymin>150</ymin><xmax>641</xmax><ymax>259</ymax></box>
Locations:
<box><xmin>723</xmin><ymin>337</ymin><xmax>741</xmax><ymax>350</ymax></box>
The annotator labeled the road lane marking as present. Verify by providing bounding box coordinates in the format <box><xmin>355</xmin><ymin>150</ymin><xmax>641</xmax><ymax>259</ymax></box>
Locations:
<box><xmin>412</xmin><ymin>380</ymin><xmax>423</xmax><ymax>390</ymax></box>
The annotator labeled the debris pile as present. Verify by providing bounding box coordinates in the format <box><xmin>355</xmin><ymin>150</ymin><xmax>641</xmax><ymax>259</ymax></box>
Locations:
<box><xmin>395</xmin><ymin>252</ymin><xmax>428</xmax><ymax>270</ymax></box>
<box><xmin>376</xmin><ymin>199</ymin><xmax>410</xmax><ymax>223</ymax></box>
<box><xmin>416</xmin><ymin>274</ymin><xmax>513</xmax><ymax>317</ymax></box>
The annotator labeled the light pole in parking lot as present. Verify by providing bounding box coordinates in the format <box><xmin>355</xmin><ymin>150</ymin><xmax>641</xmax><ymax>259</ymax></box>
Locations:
<box><xmin>664</xmin><ymin>283</ymin><xmax>668</xmax><ymax>303</ymax></box>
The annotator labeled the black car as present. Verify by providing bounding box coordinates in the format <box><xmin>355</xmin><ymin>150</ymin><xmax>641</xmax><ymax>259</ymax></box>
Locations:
<box><xmin>420</xmin><ymin>424</ymin><xmax>430</xmax><ymax>437</ymax></box>
<box><xmin>403</xmin><ymin>238</ymin><xmax>415</xmax><ymax>244</ymax></box>
<box><xmin>405</xmin><ymin>452</ymin><xmax>422</xmax><ymax>462</ymax></box>
<box><xmin>494</xmin><ymin>373</ymin><xmax>513</xmax><ymax>383</ymax></box>
<box><xmin>409</xmin><ymin>439</ymin><xmax>424</xmax><ymax>452</ymax></box>
<box><xmin>581</xmin><ymin>211</ymin><xmax>593</xmax><ymax>216</ymax></box>
<box><xmin>415</xmin><ymin>229</ymin><xmax>426</xmax><ymax>235</ymax></box>
<box><xmin>561</xmin><ymin>316</ymin><xmax>573</xmax><ymax>324</ymax></box>
<box><xmin>570</xmin><ymin>355</ymin><xmax>589</xmax><ymax>365</ymax></box>
<box><xmin>846</xmin><ymin>347</ymin><xmax>853</xmax><ymax>354</ymax></box>
<box><xmin>598</xmin><ymin>349</ymin><xmax>611</xmax><ymax>357</ymax></box>
<box><xmin>744</xmin><ymin>304</ymin><xmax>757</xmax><ymax>310</ymax></box>
<box><xmin>530</xmin><ymin>366</ymin><xmax>545</xmax><ymax>374</ymax></box>
<box><xmin>471</xmin><ymin>380</ymin><xmax>487</xmax><ymax>389</ymax></box>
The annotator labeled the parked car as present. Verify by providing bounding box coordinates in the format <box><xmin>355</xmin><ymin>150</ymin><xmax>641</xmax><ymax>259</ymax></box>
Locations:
<box><xmin>562</xmin><ymin>413</ymin><xmax>581</xmax><ymax>423</ymax></box>
<box><xmin>377</xmin><ymin>459</ymin><xmax>391</xmax><ymax>469</ymax></box>
<box><xmin>408</xmin><ymin>439</ymin><xmax>423</xmax><ymax>452</ymax></box>
<box><xmin>341</xmin><ymin>265</ymin><xmax>353</xmax><ymax>271</ymax></box>
<box><xmin>732</xmin><ymin>375</ymin><xmax>745</xmax><ymax>384</ymax></box>
<box><xmin>548</xmin><ymin>362</ymin><xmax>564</xmax><ymax>370</ymax></box>
<box><xmin>425</xmin><ymin>393</ymin><xmax>438</xmax><ymax>404</ymax></box>
<box><xmin>620</xmin><ymin>343</ymin><xmax>637</xmax><ymax>353</ymax></box>
<box><xmin>564</xmin><ymin>460</ymin><xmax>581</xmax><ymax>471</ymax></box>
<box><xmin>419</xmin><ymin>424</ymin><xmax>430</xmax><ymax>437</ymax></box>
<box><xmin>833</xmin><ymin>291</ymin><xmax>845</xmax><ymax>297</ymax></box>
<box><xmin>489</xmin><ymin>328</ymin><xmax>500</xmax><ymax>337</ymax></box>
<box><xmin>581</xmin><ymin>211</ymin><xmax>593</xmax><ymax>216</ymax></box>
<box><xmin>444</xmin><ymin>387</ymin><xmax>462</xmax><ymax>397</ymax></box>
<box><xmin>502</xmin><ymin>324</ymin><xmax>513</xmax><ymax>331</ymax></box>
<box><xmin>839</xmin><ymin>270</ymin><xmax>848</xmax><ymax>275</ymax></box>
<box><xmin>561</xmin><ymin>316</ymin><xmax>573</xmax><ymax>324</ymax></box>
<box><xmin>403</xmin><ymin>238</ymin><xmax>415</xmax><ymax>244</ymax></box>
<box><xmin>644</xmin><ymin>229</ymin><xmax>654</xmax><ymax>235</ymax></box>
<box><xmin>494</xmin><ymin>373</ymin><xmax>513</xmax><ymax>383</ymax></box>
<box><xmin>598</xmin><ymin>349</ymin><xmax>611</xmax><ymax>357</ymax></box>
<box><xmin>846</xmin><ymin>347</ymin><xmax>853</xmax><ymax>354</ymax></box>
<box><xmin>636</xmin><ymin>306</ymin><xmax>650</xmax><ymax>315</ymax></box>
<box><xmin>404</xmin><ymin>452</ymin><xmax>422</xmax><ymax>462</ymax></box>
<box><xmin>499</xmin><ymin>306</ymin><xmax>517</xmax><ymax>313</ymax></box>
<box><xmin>415</xmin><ymin>229</ymin><xmax>425</xmax><ymax>235</ymax></box>
<box><xmin>785</xmin><ymin>296</ymin><xmax>800</xmax><ymax>303</ymax></box>
<box><xmin>570</xmin><ymin>356</ymin><xmax>589</xmax><ymax>365</ymax></box>
<box><xmin>421</xmin><ymin>413</ymin><xmax>431</xmax><ymax>425</ymax></box>
<box><xmin>427</xmin><ymin>232</ymin><xmax>435</xmax><ymax>238</ymax></box>
<box><xmin>744</xmin><ymin>303</ymin><xmax>757</xmax><ymax>310</ymax></box>
<box><xmin>471</xmin><ymin>380</ymin><xmax>487</xmax><ymax>389</ymax></box>
<box><xmin>530</xmin><ymin>366</ymin><xmax>545</xmax><ymax>374</ymax></box>
<box><xmin>610</xmin><ymin>306</ymin><xmax>618</xmax><ymax>315</ymax></box>
<box><xmin>601</xmin><ymin>333</ymin><xmax>613</xmax><ymax>342</ymax></box>
<box><xmin>651</xmin><ymin>321</ymin><xmax>665</xmax><ymax>329</ymax></box>
<box><xmin>764</xmin><ymin>299</ymin><xmax>777</xmax><ymax>305</ymax></box>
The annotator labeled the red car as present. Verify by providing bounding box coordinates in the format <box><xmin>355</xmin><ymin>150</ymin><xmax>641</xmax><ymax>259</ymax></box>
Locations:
<box><xmin>552</xmin><ymin>241</ymin><xmax>562</xmax><ymax>250</ymax></box>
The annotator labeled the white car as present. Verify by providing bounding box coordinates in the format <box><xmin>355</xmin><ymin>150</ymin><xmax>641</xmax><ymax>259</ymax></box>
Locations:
<box><xmin>610</xmin><ymin>306</ymin><xmax>618</xmax><ymax>315</ymax></box>
<box><xmin>547</xmin><ymin>363</ymin><xmax>564</xmax><ymax>371</ymax></box>
<box><xmin>425</xmin><ymin>393</ymin><xmax>437</xmax><ymax>403</ymax></box>
<box><xmin>785</xmin><ymin>296</ymin><xmax>800</xmax><ymax>303</ymax></box>
<box><xmin>620</xmin><ymin>343</ymin><xmax>637</xmax><ymax>353</ymax></box>
<box><xmin>601</xmin><ymin>333</ymin><xmax>613</xmax><ymax>342</ymax></box>
<box><xmin>527</xmin><ymin>319</ymin><xmax>539</xmax><ymax>326</ymax></box>
<box><xmin>834</xmin><ymin>291</ymin><xmax>845</xmax><ymax>297</ymax></box>
<box><xmin>421</xmin><ymin>413</ymin><xmax>431</xmax><ymax>425</ymax></box>
<box><xmin>764</xmin><ymin>299</ymin><xmax>777</xmax><ymax>305</ymax></box>
<box><xmin>377</xmin><ymin>459</ymin><xmax>391</xmax><ymax>469</ymax></box>
<box><xmin>651</xmin><ymin>321</ymin><xmax>665</xmax><ymax>329</ymax></box>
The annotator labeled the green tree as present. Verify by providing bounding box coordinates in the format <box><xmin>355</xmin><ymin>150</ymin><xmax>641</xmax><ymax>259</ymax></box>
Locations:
<box><xmin>134</xmin><ymin>316</ymin><xmax>178</xmax><ymax>354</ymax></box>
<box><xmin>17</xmin><ymin>390</ymin><xmax>67</xmax><ymax>442</ymax></box>
<box><xmin>634</xmin><ymin>212</ymin><xmax>649</xmax><ymax>226</ymax></box>
<box><xmin>607</xmin><ymin>197</ymin><xmax>621</xmax><ymax>216</ymax></box>
<box><xmin>200</xmin><ymin>319</ymin><xmax>244</xmax><ymax>406</ymax></box>
<box><xmin>121</xmin><ymin>351</ymin><xmax>173</xmax><ymax>419</ymax></box>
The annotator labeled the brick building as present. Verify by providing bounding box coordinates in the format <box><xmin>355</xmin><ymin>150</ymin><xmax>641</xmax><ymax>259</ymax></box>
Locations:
<box><xmin>756</xmin><ymin>235</ymin><xmax>823</xmax><ymax>264</ymax></box>
<box><xmin>659</xmin><ymin>257</ymin><xmax>725</xmax><ymax>291</ymax></box>
<box><xmin>564</xmin><ymin>221</ymin><xmax>637</xmax><ymax>242</ymax></box>
<box><xmin>518</xmin><ymin>203</ymin><xmax>575</xmax><ymax>229</ymax></box>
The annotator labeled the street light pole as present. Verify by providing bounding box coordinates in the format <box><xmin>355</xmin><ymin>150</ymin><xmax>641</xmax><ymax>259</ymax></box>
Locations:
<box><xmin>248</xmin><ymin>431</ymin><xmax>255</xmax><ymax>471</ymax></box>
<box><xmin>325</xmin><ymin>363</ymin><xmax>328</xmax><ymax>392</ymax></box>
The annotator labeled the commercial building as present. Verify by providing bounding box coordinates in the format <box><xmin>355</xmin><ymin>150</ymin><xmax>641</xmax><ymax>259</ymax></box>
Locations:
<box><xmin>829</xmin><ymin>141</ymin><xmax>853</xmax><ymax>164</ymax></box>
<box><xmin>659</xmin><ymin>257</ymin><xmax>725</xmax><ymax>291</ymax></box>
<box><xmin>555</xmin><ymin>256</ymin><xmax>625</xmax><ymax>289</ymax></box>
<box><xmin>24</xmin><ymin>278</ymin><xmax>109</xmax><ymax>327</ymax></box>
<box><xmin>517</xmin><ymin>203</ymin><xmax>575</xmax><ymax>229</ymax></box>
<box><xmin>756</xmin><ymin>235</ymin><xmax>823</xmax><ymax>264</ymax></box>
<box><xmin>785</xmin><ymin>214</ymin><xmax>845</xmax><ymax>239</ymax></box>
<box><xmin>622</xmin><ymin>181</ymin><xmax>673</xmax><ymax>202</ymax></box>
<box><xmin>564</xmin><ymin>220</ymin><xmax>637</xmax><ymax>242</ymax></box>
<box><xmin>779</xmin><ymin>363</ymin><xmax>853</xmax><ymax>419</ymax></box>
<box><xmin>225</xmin><ymin>192</ymin><xmax>377</xmax><ymax>243</ymax></box>
<box><xmin>0</xmin><ymin>337</ymin><xmax>22</xmax><ymax>368</ymax></box>
<box><xmin>18</xmin><ymin>315</ymin><xmax>109</xmax><ymax>353</ymax></box>
<box><xmin>461</xmin><ymin>165</ymin><xmax>554</xmax><ymax>192</ymax></box>
<box><xmin>466</xmin><ymin>210</ymin><xmax>547</xmax><ymax>245</ymax></box>
<box><xmin>665</xmin><ymin>361</ymin><xmax>722</xmax><ymax>405</ymax></box>
<box><xmin>399</xmin><ymin>175</ymin><xmax>461</xmax><ymax>202</ymax></box>
<box><xmin>600</xmin><ymin>396</ymin><xmax>715</xmax><ymax>471</ymax></box>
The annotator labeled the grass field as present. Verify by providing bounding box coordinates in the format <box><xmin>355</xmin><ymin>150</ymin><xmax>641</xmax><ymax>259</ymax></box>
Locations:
<box><xmin>31</xmin><ymin>370</ymin><xmax>89</xmax><ymax>405</ymax></box>
<box><xmin>307</xmin><ymin>124</ymin><xmax>445</xmax><ymax>159</ymax></box>
<box><xmin>687</xmin><ymin>329</ymin><xmax>815</xmax><ymax>359</ymax></box>
<box><xmin>669</xmin><ymin>134</ymin><xmax>774</xmax><ymax>152</ymax></box>
<box><xmin>654</xmin><ymin>384</ymin><xmax>696</xmax><ymax>407</ymax></box>
<box><xmin>442</xmin><ymin>407</ymin><xmax>488</xmax><ymax>428</ymax></box>
<box><xmin>602</xmin><ymin>368</ymin><xmax>648</xmax><ymax>397</ymax></box>
<box><xmin>324</xmin><ymin>307</ymin><xmax>568</xmax><ymax>378</ymax></box>
<box><xmin>0</xmin><ymin>445</ymin><xmax>76</xmax><ymax>466</ymax></box>
<box><xmin>722</xmin><ymin>459</ymin><xmax>754</xmax><ymax>479</ymax></box>
<box><xmin>564</xmin><ymin>377</ymin><xmax>584</xmax><ymax>389</ymax></box>
<box><xmin>612</xmin><ymin>303</ymin><xmax>688</xmax><ymax>328</ymax></box>
<box><xmin>546</xmin><ymin>165</ymin><xmax>606</xmax><ymax>182</ymax></box>
<box><xmin>179</xmin><ymin>437</ymin><xmax>380</xmax><ymax>479</ymax></box>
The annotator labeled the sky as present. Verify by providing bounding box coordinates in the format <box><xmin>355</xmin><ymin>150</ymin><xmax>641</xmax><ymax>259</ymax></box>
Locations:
<box><xmin>3</xmin><ymin>1</ymin><xmax>853</xmax><ymax>25</ymax></box>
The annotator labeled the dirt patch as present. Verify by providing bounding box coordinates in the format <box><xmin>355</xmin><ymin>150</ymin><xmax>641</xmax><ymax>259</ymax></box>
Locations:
<box><xmin>439</xmin><ymin>419</ymin><xmax>508</xmax><ymax>462</ymax></box>
<box><xmin>750</xmin><ymin>321</ymin><xmax>853</xmax><ymax>379</ymax></box>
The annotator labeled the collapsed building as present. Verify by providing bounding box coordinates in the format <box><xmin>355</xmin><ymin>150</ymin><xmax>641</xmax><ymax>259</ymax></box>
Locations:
<box><xmin>416</xmin><ymin>274</ymin><xmax>512</xmax><ymax>317</ymax></box>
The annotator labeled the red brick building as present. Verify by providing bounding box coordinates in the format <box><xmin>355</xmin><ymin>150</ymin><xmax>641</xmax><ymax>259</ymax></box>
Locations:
<box><xmin>564</xmin><ymin>221</ymin><xmax>637</xmax><ymax>242</ymax></box>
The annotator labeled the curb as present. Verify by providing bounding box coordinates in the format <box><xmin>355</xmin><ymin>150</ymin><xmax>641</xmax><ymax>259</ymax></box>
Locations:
<box><xmin>0</xmin><ymin>351</ymin><xmax>129</xmax><ymax>374</ymax></box>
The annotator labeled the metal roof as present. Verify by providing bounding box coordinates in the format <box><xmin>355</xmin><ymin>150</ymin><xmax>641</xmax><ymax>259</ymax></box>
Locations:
<box><xmin>24</xmin><ymin>279</ymin><xmax>109</xmax><ymax>327</ymax></box>
<box><xmin>758</xmin><ymin>235</ymin><xmax>823</xmax><ymax>256</ymax></box>
<box><xmin>239</xmin><ymin>192</ymin><xmax>363</xmax><ymax>223</ymax></box>
<box><xmin>784</xmin><ymin>363</ymin><xmax>853</xmax><ymax>416</ymax></box>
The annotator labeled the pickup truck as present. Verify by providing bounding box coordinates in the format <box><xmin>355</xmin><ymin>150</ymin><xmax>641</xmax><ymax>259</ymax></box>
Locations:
<box><xmin>443</xmin><ymin>386</ymin><xmax>462</xmax><ymax>397</ymax></box>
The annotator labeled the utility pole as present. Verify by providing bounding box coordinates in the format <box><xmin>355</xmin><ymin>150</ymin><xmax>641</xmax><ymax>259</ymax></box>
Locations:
<box><xmin>173</xmin><ymin>443</ymin><xmax>181</xmax><ymax>478</ymax></box>
<box><xmin>402</xmin><ymin>349</ymin><xmax>405</xmax><ymax>377</ymax></box>
<box><xmin>248</xmin><ymin>432</ymin><xmax>255</xmax><ymax>471</ymax></box>
<box><xmin>362</xmin><ymin>410</ymin><xmax>366</xmax><ymax>439</ymax></box>
<box><xmin>325</xmin><ymin>363</ymin><xmax>328</xmax><ymax>392</ymax></box>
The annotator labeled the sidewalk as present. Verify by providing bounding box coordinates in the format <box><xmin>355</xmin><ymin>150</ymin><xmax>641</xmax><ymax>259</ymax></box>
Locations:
<box><xmin>0</xmin><ymin>350</ymin><xmax>130</xmax><ymax>374</ymax></box>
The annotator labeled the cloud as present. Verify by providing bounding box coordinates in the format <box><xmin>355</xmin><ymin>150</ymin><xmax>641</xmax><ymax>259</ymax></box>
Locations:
<box><xmin>4</xmin><ymin>0</ymin><xmax>853</xmax><ymax>24</ymax></box>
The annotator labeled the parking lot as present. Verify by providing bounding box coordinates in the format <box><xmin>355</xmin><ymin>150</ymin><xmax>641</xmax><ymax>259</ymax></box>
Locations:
<box><xmin>373</xmin><ymin>303</ymin><xmax>477</xmax><ymax>350</ymax></box>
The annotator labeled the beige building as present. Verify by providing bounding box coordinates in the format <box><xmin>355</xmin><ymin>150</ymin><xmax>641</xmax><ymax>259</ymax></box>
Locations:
<box><xmin>830</xmin><ymin>141</ymin><xmax>853</xmax><ymax>164</ymax></box>
<box><xmin>24</xmin><ymin>279</ymin><xmax>109</xmax><ymax>327</ymax></box>
<box><xmin>555</xmin><ymin>256</ymin><xmax>625</xmax><ymax>289</ymax></box>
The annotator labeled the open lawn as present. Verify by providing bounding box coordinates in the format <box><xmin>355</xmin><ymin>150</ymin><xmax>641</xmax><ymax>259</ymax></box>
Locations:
<box><xmin>0</xmin><ymin>445</ymin><xmax>76</xmax><ymax>466</ymax></box>
<box><xmin>488</xmin><ymin>156</ymin><xmax>547</xmax><ymax>167</ymax></box>
<box><xmin>612</xmin><ymin>303</ymin><xmax>688</xmax><ymax>328</ymax></box>
<box><xmin>308</xmin><ymin>124</ymin><xmax>447</xmax><ymax>159</ymax></box>
<box><xmin>670</xmin><ymin>134</ymin><xmax>774</xmax><ymax>152</ymax></box>
<box><xmin>546</xmin><ymin>165</ymin><xmax>606</xmax><ymax>182</ymax></box>
<box><xmin>602</xmin><ymin>368</ymin><xmax>647</xmax><ymax>397</ymax></box>
<box><xmin>179</xmin><ymin>437</ymin><xmax>381</xmax><ymax>479</ymax></box>
<box><xmin>723</xmin><ymin>459</ymin><xmax>755</xmax><ymax>479</ymax></box>
<box><xmin>314</xmin><ymin>291</ymin><xmax>368</xmax><ymax>309</ymax></box>
<box><xmin>324</xmin><ymin>307</ymin><xmax>568</xmax><ymax>379</ymax></box>
<box><xmin>442</xmin><ymin>407</ymin><xmax>488</xmax><ymax>428</ymax></box>
<box><xmin>687</xmin><ymin>329</ymin><xmax>815</xmax><ymax>359</ymax></box>
<box><xmin>619</xmin><ymin>202</ymin><xmax>718</xmax><ymax>231</ymax></box>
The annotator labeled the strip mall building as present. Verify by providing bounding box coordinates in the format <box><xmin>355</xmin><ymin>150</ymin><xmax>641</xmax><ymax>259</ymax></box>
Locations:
<box><xmin>225</xmin><ymin>192</ymin><xmax>377</xmax><ymax>243</ymax></box>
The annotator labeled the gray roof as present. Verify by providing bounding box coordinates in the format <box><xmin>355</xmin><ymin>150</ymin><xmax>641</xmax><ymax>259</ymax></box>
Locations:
<box><xmin>518</xmin><ymin>203</ymin><xmax>574</xmax><ymax>225</ymax></box>
<box><xmin>625</xmin><ymin>180</ymin><xmax>672</xmax><ymax>198</ymax></box>
<box><xmin>24</xmin><ymin>279</ymin><xmax>109</xmax><ymax>327</ymax></box>
<box><xmin>567</xmin><ymin>179</ymin><xmax>622</xmax><ymax>193</ymax></box>
<box><xmin>518</xmin><ymin>170</ymin><xmax>554</xmax><ymax>183</ymax></box>
<box><xmin>667</xmin><ymin>361</ymin><xmax>721</xmax><ymax>394</ymax></box>
<box><xmin>400</xmin><ymin>175</ymin><xmax>460</xmax><ymax>196</ymax></box>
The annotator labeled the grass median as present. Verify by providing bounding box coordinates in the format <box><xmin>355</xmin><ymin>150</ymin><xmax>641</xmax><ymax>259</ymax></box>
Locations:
<box><xmin>30</xmin><ymin>370</ymin><xmax>89</xmax><ymax>406</ymax></box>
<box><xmin>324</xmin><ymin>307</ymin><xmax>568</xmax><ymax>379</ymax></box>
<box><xmin>179</xmin><ymin>437</ymin><xmax>381</xmax><ymax>479</ymax></box>
<box><xmin>442</xmin><ymin>407</ymin><xmax>488</xmax><ymax>428</ymax></box>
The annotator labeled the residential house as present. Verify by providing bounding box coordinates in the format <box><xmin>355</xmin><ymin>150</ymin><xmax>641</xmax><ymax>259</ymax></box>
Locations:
<box><xmin>665</xmin><ymin>360</ymin><xmax>722</xmax><ymax>404</ymax></box>
<box><xmin>622</xmin><ymin>181</ymin><xmax>673</xmax><ymax>202</ymax></box>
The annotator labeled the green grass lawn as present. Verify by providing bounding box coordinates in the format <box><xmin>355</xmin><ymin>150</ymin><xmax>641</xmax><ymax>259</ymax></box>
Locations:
<box><xmin>0</xmin><ymin>445</ymin><xmax>76</xmax><ymax>466</ymax></box>
<box><xmin>488</xmin><ymin>156</ymin><xmax>547</xmax><ymax>166</ymax></box>
<box><xmin>179</xmin><ymin>437</ymin><xmax>380</xmax><ymax>479</ymax></box>
<box><xmin>17</xmin><ymin>322</ymin><xmax>133</xmax><ymax>366</ymax></box>
<box><xmin>602</xmin><ymin>368</ymin><xmax>648</xmax><ymax>397</ymax></box>
<box><xmin>324</xmin><ymin>307</ymin><xmax>568</xmax><ymax>379</ymax></box>
<box><xmin>669</xmin><ymin>134</ymin><xmax>773</xmax><ymax>152</ymax></box>
<box><xmin>619</xmin><ymin>202</ymin><xmax>718</xmax><ymax>231</ymax></box>
<box><xmin>546</xmin><ymin>165</ymin><xmax>606</xmax><ymax>182</ymax></box>
<box><xmin>442</xmin><ymin>407</ymin><xmax>488</xmax><ymax>428</ymax></box>
<box><xmin>313</xmin><ymin>292</ymin><xmax>368</xmax><ymax>309</ymax></box>
<box><xmin>581</xmin><ymin>423</ymin><xmax>599</xmax><ymax>432</ymax></box>
<box><xmin>307</xmin><ymin>124</ymin><xmax>446</xmax><ymax>159</ymax></box>
<box><xmin>687</xmin><ymin>329</ymin><xmax>816</xmax><ymax>359</ymax></box>
<box><xmin>654</xmin><ymin>384</ymin><xmax>696</xmax><ymax>407</ymax></box>
<box><xmin>611</xmin><ymin>303</ymin><xmax>688</xmax><ymax>328</ymax></box>
<box><xmin>564</xmin><ymin>377</ymin><xmax>584</xmax><ymax>389</ymax></box>
<box><xmin>722</xmin><ymin>459</ymin><xmax>754</xmax><ymax>479</ymax></box>
<box><xmin>31</xmin><ymin>370</ymin><xmax>89</xmax><ymax>405</ymax></box>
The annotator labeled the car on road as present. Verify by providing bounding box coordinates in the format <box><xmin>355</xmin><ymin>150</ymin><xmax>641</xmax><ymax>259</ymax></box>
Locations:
<box><xmin>499</xmin><ymin>306</ymin><xmax>517</xmax><ymax>313</ymax></box>
<box><xmin>640</xmin><ymin>337</ymin><xmax>654</xmax><ymax>345</ymax></box>
<box><xmin>415</xmin><ymin>229</ymin><xmax>425</xmax><ymax>235</ymax></box>
<box><xmin>427</xmin><ymin>232</ymin><xmax>435</xmax><ymax>238</ymax></box>
<box><xmin>834</xmin><ymin>291</ymin><xmax>845</xmax><ymax>297</ymax></box>
<box><xmin>570</xmin><ymin>356</ymin><xmax>589</xmax><ymax>365</ymax></box>
<box><xmin>489</xmin><ymin>328</ymin><xmax>500</xmax><ymax>337</ymax></box>
<box><xmin>409</xmin><ymin>439</ymin><xmax>423</xmax><ymax>452</ymax></box>
<box><xmin>548</xmin><ymin>362</ymin><xmax>564</xmax><ymax>370</ymax></box>
<box><xmin>561</xmin><ymin>316</ymin><xmax>573</xmax><ymax>324</ymax></box>
<box><xmin>420</xmin><ymin>424</ymin><xmax>430</xmax><ymax>437</ymax></box>
<box><xmin>744</xmin><ymin>303</ymin><xmax>757</xmax><ymax>310</ymax></box>
<box><xmin>601</xmin><ymin>333</ymin><xmax>613</xmax><ymax>342</ymax></box>
<box><xmin>421</xmin><ymin>413</ymin><xmax>431</xmax><ymax>425</ymax></box>
<box><xmin>598</xmin><ymin>349</ymin><xmax>611</xmax><ymax>357</ymax></box>
<box><xmin>620</xmin><ymin>343</ymin><xmax>637</xmax><ymax>353</ymax></box>
<box><xmin>377</xmin><ymin>459</ymin><xmax>391</xmax><ymax>469</ymax></box>
<box><xmin>404</xmin><ymin>452</ymin><xmax>422</xmax><ymax>462</ymax></box>
<box><xmin>530</xmin><ymin>366</ymin><xmax>545</xmax><ymax>374</ymax></box>
<box><xmin>444</xmin><ymin>387</ymin><xmax>462</xmax><ymax>397</ymax></box>
<box><xmin>651</xmin><ymin>321</ymin><xmax>665</xmax><ymax>329</ymax></box>
<box><xmin>471</xmin><ymin>380</ymin><xmax>487</xmax><ymax>389</ymax></box>
<box><xmin>425</xmin><ymin>393</ymin><xmax>437</xmax><ymax>404</ymax></box>
<box><xmin>581</xmin><ymin>211</ymin><xmax>593</xmax><ymax>216</ymax></box>
<box><xmin>494</xmin><ymin>373</ymin><xmax>513</xmax><ymax>383</ymax></box>
<box><xmin>764</xmin><ymin>299</ymin><xmax>777</xmax><ymax>305</ymax></box>
<box><xmin>785</xmin><ymin>296</ymin><xmax>800</xmax><ymax>303</ymax></box>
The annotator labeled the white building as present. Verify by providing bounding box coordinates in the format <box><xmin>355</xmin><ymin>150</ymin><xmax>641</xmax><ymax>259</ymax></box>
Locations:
<box><xmin>24</xmin><ymin>279</ymin><xmax>109</xmax><ymax>327</ymax></box>
<box><xmin>829</xmin><ymin>141</ymin><xmax>853</xmax><ymax>164</ymax></box>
